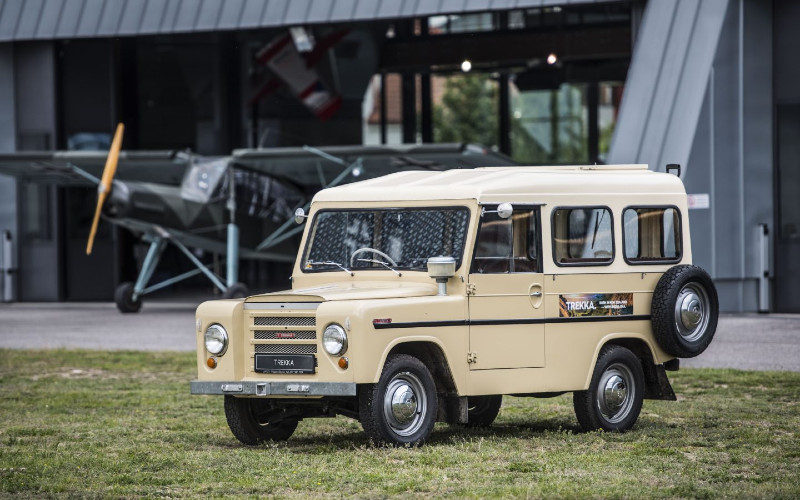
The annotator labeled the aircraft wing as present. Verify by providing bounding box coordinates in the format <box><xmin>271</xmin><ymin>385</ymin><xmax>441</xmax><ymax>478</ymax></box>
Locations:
<box><xmin>0</xmin><ymin>150</ymin><xmax>191</xmax><ymax>186</ymax></box>
<box><xmin>230</xmin><ymin>143</ymin><xmax>517</xmax><ymax>194</ymax></box>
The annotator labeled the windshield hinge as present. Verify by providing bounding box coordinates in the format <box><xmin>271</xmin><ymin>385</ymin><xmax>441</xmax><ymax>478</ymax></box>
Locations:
<box><xmin>467</xmin><ymin>352</ymin><xmax>478</xmax><ymax>364</ymax></box>
<box><xmin>466</xmin><ymin>283</ymin><xmax>477</xmax><ymax>296</ymax></box>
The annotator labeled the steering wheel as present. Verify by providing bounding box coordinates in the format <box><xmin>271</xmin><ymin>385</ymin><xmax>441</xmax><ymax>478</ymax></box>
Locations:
<box><xmin>350</xmin><ymin>247</ymin><xmax>398</xmax><ymax>267</ymax></box>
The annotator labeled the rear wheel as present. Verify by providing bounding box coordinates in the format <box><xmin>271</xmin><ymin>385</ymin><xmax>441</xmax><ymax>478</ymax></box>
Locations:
<box><xmin>224</xmin><ymin>396</ymin><xmax>299</xmax><ymax>445</ymax></box>
<box><xmin>573</xmin><ymin>345</ymin><xmax>644</xmax><ymax>432</ymax></box>
<box><xmin>464</xmin><ymin>395</ymin><xmax>502</xmax><ymax>427</ymax></box>
<box><xmin>114</xmin><ymin>282</ymin><xmax>141</xmax><ymax>313</ymax></box>
<box><xmin>359</xmin><ymin>354</ymin><xmax>437</xmax><ymax>446</ymax></box>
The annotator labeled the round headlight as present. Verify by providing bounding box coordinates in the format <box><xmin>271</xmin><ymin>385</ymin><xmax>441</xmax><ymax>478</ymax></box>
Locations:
<box><xmin>323</xmin><ymin>324</ymin><xmax>348</xmax><ymax>356</ymax></box>
<box><xmin>204</xmin><ymin>324</ymin><xmax>228</xmax><ymax>356</ymax></box>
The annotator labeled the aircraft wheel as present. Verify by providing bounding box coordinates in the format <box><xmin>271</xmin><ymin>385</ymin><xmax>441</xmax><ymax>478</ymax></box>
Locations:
<box><xmin>114</xmin><ymin>282</ymin><xmax>142</xmax><ymax>313</ymax></box>
<box><xmin>222</xmin><ymin>283</ymin><xmax>248</xmax><ymax>299</ymax></box>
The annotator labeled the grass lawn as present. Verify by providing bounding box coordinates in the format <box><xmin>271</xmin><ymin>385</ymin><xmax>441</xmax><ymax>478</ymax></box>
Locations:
<box><xmin>1</xmin><ymin>349</ymin><xmax>799</xmax><ymax>498</ymax></box>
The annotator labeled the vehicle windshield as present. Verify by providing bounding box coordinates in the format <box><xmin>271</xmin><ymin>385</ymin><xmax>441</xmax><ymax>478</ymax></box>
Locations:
<box><xmin>302</xmin><ymin>207</ymin><xmax>470</xmax><ymax>272</ymax></box>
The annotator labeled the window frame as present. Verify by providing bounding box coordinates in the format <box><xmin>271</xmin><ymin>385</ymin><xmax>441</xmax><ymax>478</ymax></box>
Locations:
<box><xmin>299</xmin><ymin>206</ymin><xmax>472</xmax><ymax>274</ymax></box>
<box><xmin>469</xmin><ymin>204</ymin><xmax>543</xmax><ymax>274</ymax></box>
<box><xmin>550</xmin><ymin>205</ymin><xmax>616</xmax><ymax>267</ymax></box>
<box><xmin>621</xmin><ymin>204</ymin><xmax>683</xmax><ymax>265</ymax></box>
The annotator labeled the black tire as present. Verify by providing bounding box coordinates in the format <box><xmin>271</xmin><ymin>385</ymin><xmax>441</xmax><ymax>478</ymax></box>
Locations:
<box><xmin>114</xmin><ymin>282</ymin><xmax>142</xmax><ymax>313</ymax></box>
<box><xmin>651</xmin><ymin>265</ymin><xmax>718</xmax><ymax>358</ymax></box>
<box><xmin>464</xmin><ymin>395</ymin><xmax>502</xmax><ymax>428</ymax></box>
<box><xmin>222</xmin><ymin>283</ymin><xmax>248</xmax><ymax>299</ymax></box>
<box><xmin>573</xmin><ymin>345</ymin><xmax>644</xmax><ymax>432</ymax></box>
<box><xmin>224</xmin><ymin>396</ymin><xmax>299</xmax><ymax>445</ymax></box>
<box><xmin>359</xmin><ymin>354</ymin><xmax>438</xmax><ymax>447</ymax></box>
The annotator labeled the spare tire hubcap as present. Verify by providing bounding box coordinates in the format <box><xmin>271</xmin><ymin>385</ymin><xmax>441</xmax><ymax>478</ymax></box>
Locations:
<box><xmin>680</xmin><ymin>293</ymin><xmax>703</xmax><ymax>329</ymax></box>
<box><xmin>674</xmin><ymin>283</ymin><xmax>709</xmax><ymax>342</ymax></box>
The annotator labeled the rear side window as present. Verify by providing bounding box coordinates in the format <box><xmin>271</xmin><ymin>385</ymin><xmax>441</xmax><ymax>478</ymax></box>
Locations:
<box><xmin>623</xmin><ymin>207</ymin><xmax>682</xmax><ymax>264</ymax></box>
<box><xmin>552</xmin><ymin>207</ymin><xmax>614</xmax><ymax>265</ymax></box>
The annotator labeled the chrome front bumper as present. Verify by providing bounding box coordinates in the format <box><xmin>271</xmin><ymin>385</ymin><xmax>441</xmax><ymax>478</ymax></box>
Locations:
<box><xmin>190</xmin><ymin>380</ymin><xmax>357</xmax><ymax>397</ymax></box>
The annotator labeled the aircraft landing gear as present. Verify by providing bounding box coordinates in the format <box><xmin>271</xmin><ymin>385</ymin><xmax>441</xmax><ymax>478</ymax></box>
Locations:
<box><xmin>114</xmin><ymin>281</ymin><xmax>142</xmax><ymax>313</ymax></box>
<box><xmin>222</xmin><ymin>283</ymin><xmax>248</xmax><ymax>299</ymax></box>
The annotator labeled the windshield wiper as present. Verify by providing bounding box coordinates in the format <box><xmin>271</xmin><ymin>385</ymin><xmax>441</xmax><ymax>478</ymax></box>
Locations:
<box><xmin>306</xmin><ymin>260</ymin><xmax>353</xmax><ymax>276</ymax></box>
<box><xmin>357</xmin><ymin>258</ymin><xmax>402</xmax><ymax>277</ymax></box>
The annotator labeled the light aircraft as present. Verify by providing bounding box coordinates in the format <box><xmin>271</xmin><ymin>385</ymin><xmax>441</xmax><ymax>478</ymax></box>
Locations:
<box><xmin>0</xmin><ymin>127</ymin><xmax>516</xmax><ymax>312</ymax></box>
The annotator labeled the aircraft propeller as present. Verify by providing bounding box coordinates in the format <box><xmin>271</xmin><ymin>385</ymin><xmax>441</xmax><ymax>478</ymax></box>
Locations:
<box><xmin>86</xmin><ymin>123</ymin><xmax>124</xmax><ymax>255</ymax></box>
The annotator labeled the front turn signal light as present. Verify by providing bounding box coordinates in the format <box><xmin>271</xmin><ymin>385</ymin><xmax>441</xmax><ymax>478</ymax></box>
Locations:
<box><xmin>207</xmin><ymin>357</ymin><xmax>217</xmax><ymax>369</ymax></box>
<box><xmin>338</xmin><ymin>357</ymin><xmax>349</xmax><ymax>370</ymax></box>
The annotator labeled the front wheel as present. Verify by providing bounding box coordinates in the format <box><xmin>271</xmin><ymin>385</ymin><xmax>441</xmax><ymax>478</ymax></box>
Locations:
<box><xmin>573</xmin><ymin>345</ymin><xmax>644</xmax><ymax>432</ymax></box>
<box><xmin>224</xmin><ymin>396</ymin><xmax>299</xmax><ymax>445</ymax></box>
<box><xmin>359</xmin><ymin>354</ymin><xmax>438</xmax><ymax>446</ymax></box>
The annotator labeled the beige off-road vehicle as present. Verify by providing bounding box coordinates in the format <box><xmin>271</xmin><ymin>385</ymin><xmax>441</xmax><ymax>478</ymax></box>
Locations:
<box><xmin>191</xmin><ymin>165</ymin><xmax>718</xmax><ymax>446</ymax></box>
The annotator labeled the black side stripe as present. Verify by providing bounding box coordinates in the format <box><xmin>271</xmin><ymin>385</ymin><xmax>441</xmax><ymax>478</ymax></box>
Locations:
<box><xmin>372</xmin><ymin>315</ymin><xmax>651</xmax><ymax>330</ymax></box>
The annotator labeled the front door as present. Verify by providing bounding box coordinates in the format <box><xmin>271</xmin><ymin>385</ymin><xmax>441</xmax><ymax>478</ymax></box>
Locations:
<box><xmin>468</xmin><ymin>206</ymin><xmax>545</xmax><ymax>370</ymax></box>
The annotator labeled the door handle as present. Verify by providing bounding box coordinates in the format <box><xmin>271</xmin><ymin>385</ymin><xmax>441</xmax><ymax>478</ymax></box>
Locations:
<box><xmin>530</xmin><ymin>291</ymin><xmax>542</xmax><ymax>297</ymax></box>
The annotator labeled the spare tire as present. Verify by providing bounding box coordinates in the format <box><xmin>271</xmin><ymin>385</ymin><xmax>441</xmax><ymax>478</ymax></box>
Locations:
<box><xmin>651</xmin><ymin>265</ymin><xmax>718</xmax><ymax>358</ymax></box>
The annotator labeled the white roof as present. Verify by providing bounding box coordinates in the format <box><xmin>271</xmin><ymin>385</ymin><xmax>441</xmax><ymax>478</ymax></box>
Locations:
<box><xmin>313</xmin><ymin>165</ymin><xmax>687</xmax><ymax>203</ymax></box>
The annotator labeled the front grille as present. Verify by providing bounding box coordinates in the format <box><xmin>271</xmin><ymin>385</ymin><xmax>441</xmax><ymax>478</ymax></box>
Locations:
<box><xmin>254</xmin><ymin>344</ymin><xmax>318</xmax><ymax>354</ymax></box>
<box><xmin>254</xmin><ymin>316</ymin><xmax>316</xmax><ymax>327</ymax></box>
<box><xmin>254</xmin><ymin>330</ymin><xmax>316</xmax><ymax>340</ymax></box>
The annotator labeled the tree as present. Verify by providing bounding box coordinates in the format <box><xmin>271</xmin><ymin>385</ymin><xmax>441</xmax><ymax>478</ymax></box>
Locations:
<box><xmin>433</xmin><ymin>75</ymin><xmax>498</xmax><ymax>148</ymax></box>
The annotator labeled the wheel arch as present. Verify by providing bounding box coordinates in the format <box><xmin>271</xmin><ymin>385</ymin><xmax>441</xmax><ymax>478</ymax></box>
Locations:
<box><xmin>594</xmin><ymin>336</ymin><xmax>676</xmax><ymax>401</ymax></box>
<box><xmin>384</xmin><ymin>340</ymin><xmax>460</xmax><ymax>396</ymax></box>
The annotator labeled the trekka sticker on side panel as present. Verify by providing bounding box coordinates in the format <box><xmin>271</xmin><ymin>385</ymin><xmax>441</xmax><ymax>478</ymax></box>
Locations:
<box><xmin>559</xmin><ymin>293</ymin><xmax>633</xmax><ymax>317</ymax></box>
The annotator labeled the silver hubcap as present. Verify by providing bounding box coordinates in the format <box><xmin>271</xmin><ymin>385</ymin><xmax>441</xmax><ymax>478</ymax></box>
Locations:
<box><xmin>674</xmin><ymin>282</ymin><xmax>710</xmax><ymax>343</ymax></box>
<box><xmin>597</xmin><ymin>363</ymin><xmax>635</xmax><ymax>424</ymax></box>
<box><xmin>383</xmin><ymin>372</ymin><xmax>426</xmax><ymax>437</ymax></box>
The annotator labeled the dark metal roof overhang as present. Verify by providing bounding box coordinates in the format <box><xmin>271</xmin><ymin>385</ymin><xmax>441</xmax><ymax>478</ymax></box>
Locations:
<box><xmin>381</xmin><ymin>23</ymin><xmax>630</xmax><ymax>73</ymax></box>
<box><xmin>0</xmin><ymin>0</ymin><xmax>626</xmax><ymax>42</ymax></box>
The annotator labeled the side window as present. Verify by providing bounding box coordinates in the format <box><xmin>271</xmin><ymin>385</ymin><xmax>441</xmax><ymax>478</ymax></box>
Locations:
<box><xmin>472</xmin><ymin>208</ymin><xmax>540</xmax><ymax>273</ymax></box>
<box><xmin>552</xmin><ymin>207</ymin><xmax>614</xmax><ymax>265</ymax></box>
<box><xmin>623</xmin><ymin>207</ymin><xmax>682</xmax><ymax>263</ymax></box>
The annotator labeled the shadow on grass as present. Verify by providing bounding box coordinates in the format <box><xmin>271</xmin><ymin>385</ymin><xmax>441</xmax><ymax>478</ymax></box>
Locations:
<box><xmin>215</xmin><ymin>414</ymin><xmax>585</xmax><ymax>452</ymax></box>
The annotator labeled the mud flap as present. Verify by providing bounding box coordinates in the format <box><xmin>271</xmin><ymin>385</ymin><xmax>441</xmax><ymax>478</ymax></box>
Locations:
<box><xmin>644</xmin><ymin>364</ymin><xmax>677</xmax><ymax>401</ymax></box>
<box><xmin>440</xmin><ymin>395</ymin><xmax>468</xmax><ymax>424</ymax></box>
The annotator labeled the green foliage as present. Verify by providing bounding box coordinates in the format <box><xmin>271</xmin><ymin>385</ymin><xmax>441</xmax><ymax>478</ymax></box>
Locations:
<box><xmin>1</xmin><ymin>349</ymin><xmax>799</xmax><ymax>498</ymax></box>
<box><xmin>433</xmin><ymin>74</ymin><xmax>499</xmax><ymax>148</ymax></box>
<box><xmin>432</xmin><ymin>76</ymin><xmax>593</xmax><ymax>165</ymax></box>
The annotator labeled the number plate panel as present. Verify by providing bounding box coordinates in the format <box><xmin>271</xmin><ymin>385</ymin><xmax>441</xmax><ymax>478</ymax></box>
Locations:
<box><xmin>254</xmin><ymin>354</ymin><xmax>316</xmax><ymax>374</ymax></box>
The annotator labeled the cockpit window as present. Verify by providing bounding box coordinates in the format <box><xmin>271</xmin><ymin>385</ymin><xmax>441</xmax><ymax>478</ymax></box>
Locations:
<box><xmin>181</xmin><ymin>159</ymin><xmax>304</xmax><ymax>222</ymax></box>
<box><xmin>302</xmin><ymin>207</ymin><xmax>470</xmax><ymax>272</ymax></box>
<box><xmin>180</xmin><ymin>158</ymin><xmax>228</xmax><ymax>203</ymax></box>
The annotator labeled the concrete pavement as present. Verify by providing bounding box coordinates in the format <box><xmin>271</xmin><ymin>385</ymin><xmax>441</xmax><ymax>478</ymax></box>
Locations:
<box><xmin>1</xmin><ymin>302</ymin><xmax>799</xmax><ymax>371</ymax></box>
<box><xmin>0</xmin><ymin>302</ymin><xmax>199</xmax><ymax>351</ymax></box>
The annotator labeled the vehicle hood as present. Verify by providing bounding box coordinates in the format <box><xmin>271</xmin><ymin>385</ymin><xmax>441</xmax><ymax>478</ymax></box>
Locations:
<box><xmin>246</xmin><ymin>281</ymin><xmax>438</xmax><ymax>302</ymax></box>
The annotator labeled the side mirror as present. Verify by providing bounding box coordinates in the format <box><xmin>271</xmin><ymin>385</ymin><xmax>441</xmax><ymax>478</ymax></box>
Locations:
<box><xmin>294</xmin><ymin>208</ymin><xmax>307</xmax><ymax>224</ymax></box>
<box><xmin>427</xmin><ymin>256</ymin><xmax>456</xmax><ymax>296</ymax></box>
<box><xmin>481</xmin><ymin>202</ymin><xmax>513</xmax><ymax>219</ymax></box>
